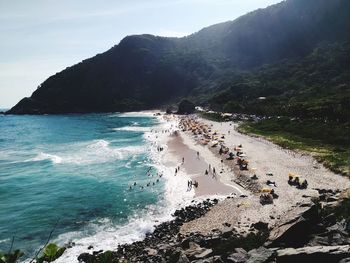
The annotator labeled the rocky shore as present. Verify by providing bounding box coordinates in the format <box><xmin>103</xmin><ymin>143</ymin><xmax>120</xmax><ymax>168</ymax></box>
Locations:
<box><xmin>73</xmin><ymin>115</ymin><xmax>350</xmax><ymax>263</ymax></box>
<box><xmin>76</xmin><ymin>188</ymin><xmax>350</xmax><ymax>263</ymax></box>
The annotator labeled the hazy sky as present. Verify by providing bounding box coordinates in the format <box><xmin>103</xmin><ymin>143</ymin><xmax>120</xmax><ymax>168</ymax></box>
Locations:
<box><xmin>0</xmin><ymin>0</ymin><xmax>281</xmax><ymax>108</ymax></box>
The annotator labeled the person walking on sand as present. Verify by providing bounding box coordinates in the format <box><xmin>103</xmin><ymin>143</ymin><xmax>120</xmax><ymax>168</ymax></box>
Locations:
<box><xmin>196</xmin><ymin>151</ymin><xmax>200</xmax><ymax>159</ymax></box>
<box><xmin>187</xmin><ymin>180</ymin><xmax>192</xmax><ymax>191</ymax></box>
<box><xmin>212</xmin><ymin>167</ymin><xmax>216</xmax><ymax>179</ymax></box>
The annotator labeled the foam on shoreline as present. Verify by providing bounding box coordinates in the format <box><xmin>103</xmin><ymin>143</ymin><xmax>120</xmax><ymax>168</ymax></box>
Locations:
<box><xmin>50</xmin><ymin>113</ymin><xmax>196</xmax><ymax>263</ymax></box>
<box><xmin>25</xmin><ymin>140</ymin><xmax>145</xmax><ymax>165</ymax></box>
<box><xmin>31</xmin><ymin>113</ymin><xmax>245</xmax><ymax>263</ymax></box>
<box><xmin>48</xmin><ymin>113</ymin><xmax>350</xmax><ymax>262</ymax></box>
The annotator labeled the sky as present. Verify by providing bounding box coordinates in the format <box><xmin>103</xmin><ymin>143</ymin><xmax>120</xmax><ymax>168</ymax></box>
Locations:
<box><xmin>0</xmin><ymin>0</ymin><xmax>282</xmax><ymax>108</ymax></box>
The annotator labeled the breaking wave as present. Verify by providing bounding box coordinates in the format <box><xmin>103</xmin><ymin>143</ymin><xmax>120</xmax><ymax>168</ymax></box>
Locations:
<box><xmin>28</xmin><ymin>140</ymin><xmax>145</xmax><ymax>165</ymax></box>
<box><xmin>113</xmin><ymin>126</ymin><xmax>151</xmax><ymax>132</ymax></box>
<box><xmin>50</xmin><ymin>115</ymin><xmax>195</xmax><ymax>263</ymax></box>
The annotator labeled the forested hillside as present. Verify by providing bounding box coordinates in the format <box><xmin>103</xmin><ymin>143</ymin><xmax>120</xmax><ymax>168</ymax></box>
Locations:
<box><xmin>208</xmin><ymin>42</ymin><xmax>350</xmax><ymax>122</ymax></box>
<box><xmin>7</xmin><ymin>0</ymin><xmax>350</xmax><ymax>120</ymax></box>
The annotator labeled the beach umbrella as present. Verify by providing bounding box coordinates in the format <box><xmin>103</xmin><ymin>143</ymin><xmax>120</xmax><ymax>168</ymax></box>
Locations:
<box><xmin>211</xmin><ymin>140</ymin><xmax>219</xmax><ymax>147</ymax></box>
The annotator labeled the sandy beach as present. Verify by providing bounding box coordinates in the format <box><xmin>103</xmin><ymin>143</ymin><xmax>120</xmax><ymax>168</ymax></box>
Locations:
<box><xmin>160</xmin><ymin>114</ymin><xmax>350</xmax><ymax>236</ymax></box>
<box><xmin>76</xmin><ymin>113</ymin><xmax>350</xmax><ymax>263</ymax></box>
<box><xmin>164</xmin><ymin>133</ymin><xmax>243</xmax><ymax>197</ymax></box>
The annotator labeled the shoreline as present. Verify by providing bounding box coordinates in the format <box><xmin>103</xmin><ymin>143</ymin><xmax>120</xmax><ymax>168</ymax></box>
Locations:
<box><xmin>73</xmin><ymin>112</ymin><xmax>350</xmax><ymax>262</ymax></box>
<box><xmin>164</xmin><ymin>133</ymin><xmax>242</xmax><ymax>197</ymax></box>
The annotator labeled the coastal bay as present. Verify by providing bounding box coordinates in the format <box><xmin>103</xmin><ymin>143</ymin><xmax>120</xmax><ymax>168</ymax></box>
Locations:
<box><xmin>76</xmin><ymin>112</ymin><xmax>350</xmax><ymax>262</ymax></box>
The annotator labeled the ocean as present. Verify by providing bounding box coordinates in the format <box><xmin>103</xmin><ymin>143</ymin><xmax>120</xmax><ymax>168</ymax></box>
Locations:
<box><xmin>0</xmin><ymin>112</ymin><xmax>193</xmax><ymax>262</ymax></box>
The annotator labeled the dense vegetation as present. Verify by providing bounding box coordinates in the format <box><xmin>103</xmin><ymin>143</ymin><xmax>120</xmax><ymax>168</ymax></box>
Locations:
<box><xmin>7</xmin><ymin>0</ymin><xmax>350</xmax><ymax>117</ymax></box>
<box><xmin>208</xmin><ymin>42</ymin><xmax>350</xmax><ymax>122</ymax></box>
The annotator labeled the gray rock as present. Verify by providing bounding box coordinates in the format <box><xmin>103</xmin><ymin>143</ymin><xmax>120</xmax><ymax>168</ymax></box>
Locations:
<box><xmin>277</xmin><ymin>245</ymin><xmax>350</xmax><ymax>263</ymax></box>
<box><xmin>194</xmin><ymin>249</ymin><xmax>213</xmax><ymax>259</ymax></box>
<box><xmin>268</xmin><ymin>204</ymin><xmax>318</xmax><ymax>247</ymax></box>
<box><xmin>213</xmin><ymin>256</ymin><xmax>225</xmax><ymax>263</ymax></box>
<box><xmin>191</xmin><ymin>256</ymin><xmax>223</xmax><ymax>263</ymax></box>
<box><xmin>206</xmin><ymin>256</ymin><xmax>224</xmax><ymax>263</ymax></box>
<box><xmin>185</xmin><ymin>242</ymin><xmax>210</xmax><ymax>260</ymax></box>
<box><xmin>234</xmin><ymin>248</ymin><xmax>248</xmax><ymax>254</ymax></box>
<box><xmin>247</xmin><ymin>247</ymin><xmax>275</xmax><ymax>263</ymax></box>
<box><xmin>144</xmin><ymin>248</ymin><xmax>158</xmax><ymax>256</ymax></box>
<box><xmin>308</xmin><ymin>219</ymin><xmax>350</xmax><ymax>246</ymax></box>
<box><xmin>177</xmin><ymin>251</ymin><xmax>190</xmax><ymax>263</ymax></box>
<box><xmin>327</xmin><ymin>196</ymin><xmax>339</xmax><ymax>202</ymax></box>
<box><xmin>227</xmin><ymin>248</ymin><xmax>249</xmax><ymax>263</ymax></box>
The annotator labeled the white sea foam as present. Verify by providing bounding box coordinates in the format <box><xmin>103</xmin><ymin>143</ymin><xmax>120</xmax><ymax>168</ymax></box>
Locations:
<box><xmin>0</xmin><ymin>238</ymin><xmax>10</xmax><ymax>244</ymax></box>
<box><xmin>29</xmin><ymin>140</ymin><xmax>145</xmax><ymax>165</ymax></box>
<box><xmin>108</xmin><ymin>111</ymin><xmax>157</xmax><ymax>118</ymax></box>
<box><xmin>113</xmin><ymin>126</ymin><xmax>151</xmax><ymax>132</ymax></box>
<box><xmin>32</xmin><ymin>152</ymin><xmax>63</xmax><ymax>164</ymax></box>
<box><xmin>124</xmin><ymin>154</ymin><xmax>139</xmax><ymax>169</ymax></box>
<box><xmin>86</xmin><ymin>139</ymin><xmax>110</xmax><ymax>149</ymax></box>
<box><xmin>51</xmin><ymin>115</ymin><xmax>196</xmax><ymax>263</ymax></box>
<box><xmin>117</xmin><ymin>111</ymin><xmax>157</xmax><ymax>118</ymax></box>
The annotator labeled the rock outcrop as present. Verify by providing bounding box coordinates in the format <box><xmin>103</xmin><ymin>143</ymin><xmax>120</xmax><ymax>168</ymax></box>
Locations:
<box><xmin>276</xmin><ymin>245</ymin><xmax>350</xmax><ymax>263</ymax></box>
<box><xmin>76</xmin><ymin>188</ymin><xmax>350</xmax><ymax>262</ymax></box>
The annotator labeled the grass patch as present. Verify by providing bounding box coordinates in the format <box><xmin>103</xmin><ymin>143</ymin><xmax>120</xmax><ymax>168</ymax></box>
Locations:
<box><xmin>238</xmin><ymin>118</ymin><xmax>350</xmax><ymax>176</ymax></box>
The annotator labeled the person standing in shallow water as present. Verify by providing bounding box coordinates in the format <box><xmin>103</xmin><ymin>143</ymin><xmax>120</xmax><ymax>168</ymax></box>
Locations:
<box><xmin>197</xmin><ymin>151</ymin><xmax>200</xmax><ymax>159</ymax></box>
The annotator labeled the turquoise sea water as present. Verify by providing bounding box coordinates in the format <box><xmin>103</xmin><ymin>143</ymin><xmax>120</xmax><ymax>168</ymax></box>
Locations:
<box><xmin>0</xmin><ymin>112</ymin><xmax>183</xmax><ymax>261</ymax></box>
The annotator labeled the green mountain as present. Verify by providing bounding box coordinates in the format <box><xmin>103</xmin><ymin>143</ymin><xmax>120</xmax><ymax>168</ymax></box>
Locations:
<box><xmin>208</xmin><ymin>42</ymin><xmax>350</xmax><ymax>122</ymax></box>
<box><xmin>8</xmin><ymin>0</ymin><xmax>350</xmax><ymax>117</ymax></box>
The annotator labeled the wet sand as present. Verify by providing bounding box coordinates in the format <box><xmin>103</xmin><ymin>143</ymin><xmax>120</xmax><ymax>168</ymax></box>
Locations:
<box><xmin>164</xmin><ymin>133</ymin><xmax>240</xmax><ymax>197</ymax></box>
